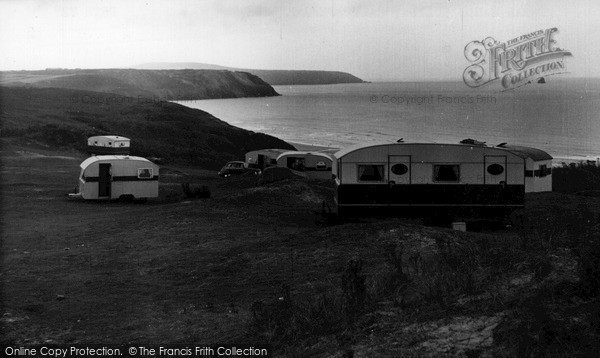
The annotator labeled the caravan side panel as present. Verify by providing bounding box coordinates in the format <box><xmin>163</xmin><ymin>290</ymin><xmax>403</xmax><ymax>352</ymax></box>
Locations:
<box><xmin>525</xmin><ymin>159</ymin><xmax>552</xmax><ymax>192</ymax></box>
<box><xmin>109</xmin><ymin>160</ymin><xmax>159</xmax><ymax>199</ymax></box>
<box><xmin>79</xmin><ymin>158</ymin><xmax>159</xmax><ymax>200</ymax></box>
<box><xmin>334</xmin><ymin>144</ymin><xmax>526</xmax><ymax>214</ymax></box>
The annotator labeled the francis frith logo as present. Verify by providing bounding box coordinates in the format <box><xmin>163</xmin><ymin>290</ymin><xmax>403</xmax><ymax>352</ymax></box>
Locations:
<box><xmin>463</xmin><ymin>28</ymin><xmax>572</xmax><ymax>90</ymax></box>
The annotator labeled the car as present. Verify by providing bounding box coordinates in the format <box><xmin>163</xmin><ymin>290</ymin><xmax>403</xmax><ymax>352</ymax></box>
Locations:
<box><xmin>218</xmin><ymin>161</ymin><xmax>261</xmax><ymax>178</ymax></box>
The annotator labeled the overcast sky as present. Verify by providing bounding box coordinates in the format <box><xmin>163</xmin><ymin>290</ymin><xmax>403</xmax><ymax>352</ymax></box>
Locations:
<box><xmin>1</xmin><ymin>0</ymin><xmax>598</xmax><ymax>80</ymax></box>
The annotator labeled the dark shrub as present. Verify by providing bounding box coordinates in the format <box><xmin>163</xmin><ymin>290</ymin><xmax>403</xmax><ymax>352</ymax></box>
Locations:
<box><xmin>577</xmin><ymin>238</ymin><xmax>600</xmax><ymax>297</ymax></box>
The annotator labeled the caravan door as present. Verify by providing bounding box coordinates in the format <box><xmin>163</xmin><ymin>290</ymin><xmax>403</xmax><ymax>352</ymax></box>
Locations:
<box><xmin>388</xmin><ymin>155</ymin><xmax>411</xmax><ymax>205</ymax></box>
<box><xmin>257</xmin><ymin>155</ymin><xmax>265</xmax><ymax>170</ymax></box>
<box><xmin>98</xmin><ymin>163</ymin><xmax>112</xmax><ymax>198</ymax></box>
<box><xmin>484</xmin><ymin>155</ymin><xmax>507</xmax><ymax>185</ymax></box>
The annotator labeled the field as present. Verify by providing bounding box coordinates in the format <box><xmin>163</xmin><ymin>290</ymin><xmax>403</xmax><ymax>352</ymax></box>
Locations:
<box><xmin>2</xmin><ymin>138</ymin><xmax>600</xmax><ymax>357</ymax></box>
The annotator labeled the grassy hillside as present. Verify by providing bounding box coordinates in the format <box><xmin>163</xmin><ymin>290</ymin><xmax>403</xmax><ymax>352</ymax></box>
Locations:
<box><xmin>135</xmin><ymin>62</ymin><xmax>367</xmax><ymax>85</ymax></box>
<box><xmin>0</xmin><ymin>69</ymin><xmax>279</xmax><ymax>100</ymax></box>
<box><xmin>0</xmin><ymin>87</ymin><xmax>295</xmax><ymax>168</ymax></box>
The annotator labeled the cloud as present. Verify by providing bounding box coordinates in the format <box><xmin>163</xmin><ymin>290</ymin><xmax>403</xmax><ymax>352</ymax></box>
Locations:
<box><xmin>0</xmin><ymin>0</ymin><xmax>599</xmax><ymax>79</ymax></box>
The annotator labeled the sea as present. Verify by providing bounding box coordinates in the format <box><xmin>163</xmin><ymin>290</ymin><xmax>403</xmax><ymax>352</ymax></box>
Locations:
<box><xmin>175</xmin><ymin>78</ymin><xmax>600</xmax><ymax>163</ymax></box>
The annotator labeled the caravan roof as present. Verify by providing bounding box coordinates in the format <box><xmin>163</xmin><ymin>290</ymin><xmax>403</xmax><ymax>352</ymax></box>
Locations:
<box><xmin>277</xmin><ymin>151</ymin><xmax>333</xmax><ymax>160</ymax></box>
<box><xmin>333</xmin><ymin>141</ymin><xmax>394</xmax><ymax>159</ymax></box>
<box><xmin>333</xmin><ymin>141</ymin><xmax>491</xmax><ymax>159</ymax></box>
<box><xmin>334</xmin><ymin>141</ymin><xmax>553</xmax><ymax>161</ymax></box>
<box><xmin>80</xmin><ymin>155</ymin><xmax>153</xmax><ymax>169</ymax></box>
<box><xmin>89</xmin><ymin>135</ymin><xmax>130</xmax><ymax>141</ymax></box>
<box><xmin>498</xmin><ymin>145</ymin><xmax>553</xmax><ymax>161</ymax></box>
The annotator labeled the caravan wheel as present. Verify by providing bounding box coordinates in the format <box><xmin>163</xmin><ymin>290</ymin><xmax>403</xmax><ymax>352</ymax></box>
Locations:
<box><xmin>119</xmin><ymin>194</ymin><xmax>135</xmax><ymax>203</ymax></box>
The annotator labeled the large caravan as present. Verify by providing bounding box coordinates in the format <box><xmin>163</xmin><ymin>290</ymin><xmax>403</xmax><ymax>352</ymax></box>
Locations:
<box><xmin>332</xmin><ymin>142</ymin><xmax>551</xmax><ymax>217</ymax></box>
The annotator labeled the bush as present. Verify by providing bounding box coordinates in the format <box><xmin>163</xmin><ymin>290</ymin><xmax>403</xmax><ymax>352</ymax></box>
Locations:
<box><xmin>553</xmin><ymin>162</ymin><xmax>600</xmax><ymax>193</ymax></box>
<box><xmin>181</xmin><ymin>183</ymin><xmax>211</xmax><ymax>199</ymax></box>
<box><xmin>341</xmin><ymin>259</ymin><xmax>366</xmax><ymax>325</ymax></box>
<box><xmin>577</xmin><ymin>238</ymin><xmax>600</xmax><ymax>297</ymax></box>
<box><xmin>248</xmin><ymin>283</ymin><xmax>345</xmax><ymax>348</ymax></box>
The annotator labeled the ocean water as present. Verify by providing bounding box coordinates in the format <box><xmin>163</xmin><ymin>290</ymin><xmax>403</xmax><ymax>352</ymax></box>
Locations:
<box><xmin>176</xmin><ymin>78</ymin><xmax>600</xmax><ymax>162</ymax></box>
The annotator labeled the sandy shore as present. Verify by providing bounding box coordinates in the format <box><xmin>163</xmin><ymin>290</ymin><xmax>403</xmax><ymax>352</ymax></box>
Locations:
<box><xmin>289</xmin><ymin>141</ymin><xmax>340</xmax><ymax>152</ymax></box>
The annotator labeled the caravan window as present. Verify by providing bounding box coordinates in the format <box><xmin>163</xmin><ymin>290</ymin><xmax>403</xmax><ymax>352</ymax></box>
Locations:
<box><xmin>137</xmin><ymin>168</ymin><xmax>153</xmax><ymax>179</ymax></box>
<box><xmin>487</xmin><ymin>164</ymin><xmax>504</xmax><ymax>176</ymax></box>
<box><xmin>287</xmin><ymin>157</ymin><xmax>306</xmax><ymax>171</ymax></box>
<box><xmin>357</xmin><ymin>165</ymin><xmax>384</xmax><ymax>182</ymax></box>
<box><xmin>433</xmin><ymin>165</ymin><xmax>460</xmax><ymax>182</ymax></box>
<box><xmin>391</xmin><ymin>164</ymin><xmax>409</xmax><ymax>175</ymax></box>
<box><xmin>316</xmin><ymin>161</ymin><xmax>327</xmax><ymax>170</ymax></box>
<box><xmin>226</xmin><ymin>162</ymin><xmax>243</xmax><ymax>169</ymax></box>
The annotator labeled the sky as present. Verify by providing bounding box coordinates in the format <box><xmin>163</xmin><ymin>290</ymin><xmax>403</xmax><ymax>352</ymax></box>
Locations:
<box><xmin>1</xmin><ymin>0</ymin><xmax>598</xmax><ymax>81</ymax></box>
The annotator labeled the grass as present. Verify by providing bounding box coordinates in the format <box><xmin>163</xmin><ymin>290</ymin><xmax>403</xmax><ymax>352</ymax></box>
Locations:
<box><xmin>1</xmin><ymin>141</ymin><xmax>600</xmax><ymax>356</ymax></box>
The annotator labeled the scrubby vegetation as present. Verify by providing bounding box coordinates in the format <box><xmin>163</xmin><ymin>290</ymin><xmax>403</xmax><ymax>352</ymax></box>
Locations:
<box><xmin>245</xmin><ymin>191</ymin><xmax>600</xmax><ymax>356</ymax></box>
<box><xmin>553</xmin><ymin>161</ymin><xmax>600</xmax><ymax>194</ymax></box>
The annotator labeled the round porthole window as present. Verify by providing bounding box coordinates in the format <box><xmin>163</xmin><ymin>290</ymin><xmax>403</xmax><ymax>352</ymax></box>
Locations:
<box><xmin>391</xmin><ymin>164</ymin><xmax>409</xmax><ymax>175</ymax></box>
<box><xmin>487</xmin><ymin>163</ymin><xmax>504</xmax><ymax>176</ymax></box>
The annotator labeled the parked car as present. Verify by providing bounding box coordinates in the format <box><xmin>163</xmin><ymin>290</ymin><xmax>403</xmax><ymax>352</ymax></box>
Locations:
<box><xmin>218</xmin><ymin>161</ymin><xmax>261</xmax><ymax>178</ymax></box>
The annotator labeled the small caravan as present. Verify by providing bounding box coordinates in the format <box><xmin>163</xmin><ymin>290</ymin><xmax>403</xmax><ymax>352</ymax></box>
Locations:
<box><xmin>332</xmin><ymin>141</ymin><xmax>530</xmax><ymax>216</ymax></box>
<box><xmin>245</xmin><ymin>149</ymin><xmax>289</xmax><ymax>170</ymax></box>
<box><xmin>78</xmin><ymin>155</ymin><xmax>159</xmax><ymax>200</ymax></box>
<box><xmin>276</xmin><ymin>151</ymin><xmax>333</xmax><ymax>180</ymax></box>
<box><xmin>497</xmin><ymin>144</ymin><xmax>553</xmax><ymax>192</ymax></box>
<box><xmin>87</xmin><ymin>135</ymin><xmax>130</xmax><ymax>155</ymax></box>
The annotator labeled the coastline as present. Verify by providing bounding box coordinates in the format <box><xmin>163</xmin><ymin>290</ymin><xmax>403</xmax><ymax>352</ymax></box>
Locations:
<box><xmin>288</xmin><ymin>141</ymin><xmax>339</xmax><ymax>152</ymax></box>
<box><xmin>175</xmin><ymin>80</ymin><xmax>600</xmax><ymax>166</ymax></box>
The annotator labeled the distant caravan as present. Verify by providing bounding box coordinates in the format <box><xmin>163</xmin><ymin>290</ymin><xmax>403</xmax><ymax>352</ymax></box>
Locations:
<box><xmin>87</xmin><ymin>135</ymin><xmax>130</xmax><ymax>155</ymax></box>
<box><xmin>245</xmin><ymin>149</ymin><xmax>289</xmax><ymax>170</ymax></box>
<box><xmin>276</xmin><ymin>151</ymin><xmax>333</xmax><ymax>180</ymax></box>
<box><xmin>77</xmin><ymin>155</ymin><xmax>159</xmax><ymax>200</ymax></box>
<box><xmin>332</xmin><ymin>141</ymin><xmax>552</xmax><ymax>218</ymax></box>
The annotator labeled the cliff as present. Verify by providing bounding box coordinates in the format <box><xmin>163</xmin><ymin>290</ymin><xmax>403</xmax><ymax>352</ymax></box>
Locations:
<box><xmin>135</xmin><ymin>62</ymin><xmax>366</xmax><ymax>85</ymax></box>
<box><xmin>0</xmin><ymin>68</ymin><xmax>279</xmax><ymax>100</ymax></box>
